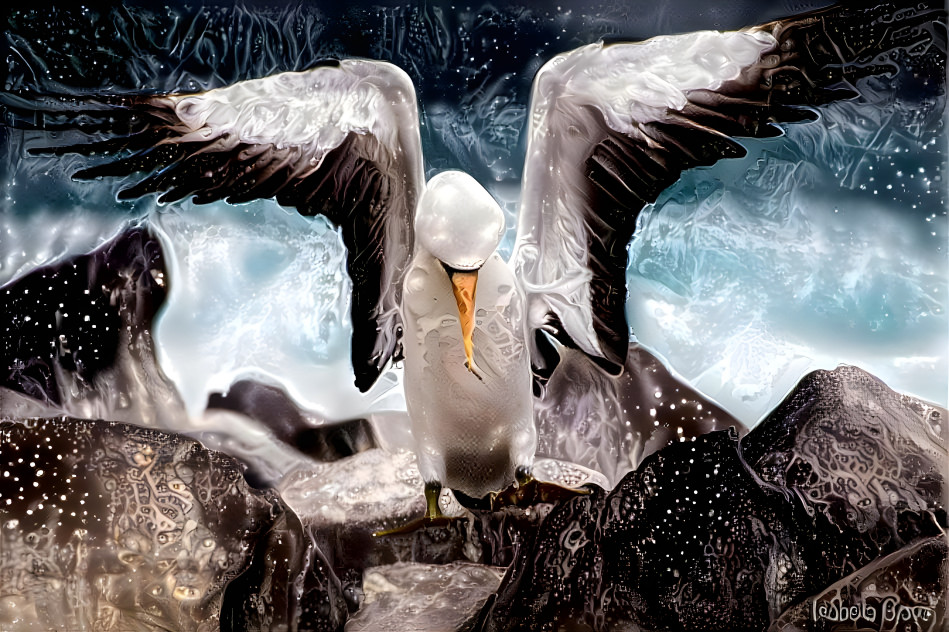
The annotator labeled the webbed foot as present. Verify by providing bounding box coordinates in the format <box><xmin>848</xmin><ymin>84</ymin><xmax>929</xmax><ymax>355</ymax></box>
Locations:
<box><xmin>490</xmin><ymin>466</ymin><xmax>590</xmax><ymax>510</ymax></box>
<box><xmin>372</xmin><ymin>513</ymin><xmax>459</xmax><ymax>536</ymax></box>
<box><xmin>372</xmin><ymin>481</ymin><xmax>461</xmax><ymax>537</ymax></box>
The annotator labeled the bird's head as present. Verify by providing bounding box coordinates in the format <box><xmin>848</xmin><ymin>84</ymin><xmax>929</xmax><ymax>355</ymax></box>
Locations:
<box><xmin>415</xmin><ymin>171</ymin><xmax>505</xmax><ymax>379</ymax></box>
<box><xmin>416</xmin><ymin>170</ymin><xmax>505</xmax><ymax>270</ymax></box>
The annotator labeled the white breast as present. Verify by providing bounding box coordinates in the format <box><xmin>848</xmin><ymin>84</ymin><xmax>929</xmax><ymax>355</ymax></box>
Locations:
<box><xmin>401</xmin><ymin>252</ymin><xmax>536</xmax><ymax>497</ymax></box>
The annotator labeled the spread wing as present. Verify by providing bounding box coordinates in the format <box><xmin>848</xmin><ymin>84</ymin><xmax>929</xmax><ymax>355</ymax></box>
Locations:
<box><xmin>4</xmin><ymin>59</ymin><xmax>424</xmax><ymax>392</ymax></box>
<box><xmin>512</xmin><ymin>1</ymin><xmax>946</xmax><ymax>377</ymax></box>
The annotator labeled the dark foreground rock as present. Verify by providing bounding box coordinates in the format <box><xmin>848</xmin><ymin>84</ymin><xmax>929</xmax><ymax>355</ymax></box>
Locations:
<box><xmin>0</xmin><ymin>417</ymin><xmax>347</xmax><ymax>631</ymax></box>
<box><xmin>769</xmin><ymin>535</ymin><xmax>946</xmax><ymax>632</ymax></box>
<box><xmin>0</xmin><ymin>228</ymin><xmax>181</xmax><ymax>426</ymax></box>
<box><xmin>742</xmin><ymin>365</ymin><xmax>947</xmax><ymax>559</ymax></box>
<box><xmin>486</xmin><ymin>430</ymin><xmax>794</xmax><ymax>631</ymax></box>
<box><xmin>535</xmin><ymin>344</ymin><xmax>746</xmax><ymax>487</ymax></box>
<box><xmin>479</xmin><ymin>366</ymin><xmax>947</xmax><ymax>632</ymax></box>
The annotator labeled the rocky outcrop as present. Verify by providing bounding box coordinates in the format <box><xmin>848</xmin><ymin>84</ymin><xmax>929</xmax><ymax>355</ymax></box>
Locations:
<box><xmin>0</xmin><ymin>417</ymin><xmax>348</xmax><ymax>631</ymax></box>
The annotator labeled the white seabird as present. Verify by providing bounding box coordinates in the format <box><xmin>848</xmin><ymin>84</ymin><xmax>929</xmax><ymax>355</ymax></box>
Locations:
<box><xmin>404</xmin><ymin>170</ymin><xmax>536</xmax><ymax>507</ymax></box>
<box><xmin>7</xmin><ymin>2</ymin><xmax>938</xmax><ymax>527</ymax></box>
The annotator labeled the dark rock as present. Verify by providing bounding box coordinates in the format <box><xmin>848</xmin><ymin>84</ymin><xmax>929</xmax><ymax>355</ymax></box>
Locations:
<box><xmin>486</xmin><ymin>430</ymin><xmax>796</xmax><ymax>631</ymax></box>
<box><xmin>0</xmin><ymin>417</ymin><xmax>347</xmax><ymax>631</ymax></box>
<box><xmin>483</xmin><ymin>367</ymin><xmax>947</xmax><ymax>632</ymax></box>
<box><xmin>535</xmin><ymin>343</ymin><xmax>746</xmax><ymax>486</ymax></box>
<box><xmin>207</xmin><ymin>379</ymin><xmax>377</xmax><ymax>462</ymax></box>
<box><xmin>0</xmin><ymin>227</ymin><xmax>187</xmax><ymax>428</ymax></box>
<box><xmin>0</xmin><ymin>227</ymin><xmax>164</xmax><ymax>403</ymax></box>
<box><xmin>769</xmin><ymin>535</ymin><xmax>946</xmax><ymax>632</ymax></box>
<box><xmin>742</xmin><ymin>365</ymin><xmax>947</xmax><ymax>581</ymax></box>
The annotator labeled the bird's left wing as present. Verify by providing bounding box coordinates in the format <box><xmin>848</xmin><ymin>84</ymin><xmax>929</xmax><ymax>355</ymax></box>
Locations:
<box><xmin>512</xmin><ymin>1</ymin><xmax>946</xmax><ymax>379</ymax></box>
<box><xmin>3</xmin><ymin>59</ymin><xmax>424</xmax><ymax>392</ymax></box>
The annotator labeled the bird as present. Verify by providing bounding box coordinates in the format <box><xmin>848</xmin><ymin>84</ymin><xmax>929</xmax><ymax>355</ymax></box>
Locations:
<box><xmin>402</xmin><ymin>171</ymin><xmax>534</xmax><ymax>508</ymax></box>
<box><xmin>3</xmin><ymin>1</ymin><xmax>941</xmax><ymax>531</ymax></box>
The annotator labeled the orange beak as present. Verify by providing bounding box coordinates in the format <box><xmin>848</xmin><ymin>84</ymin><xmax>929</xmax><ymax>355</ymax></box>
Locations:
<box><xmin>448</xmin><ymin>268</ymin><xmax>482</xmax><ymax>380</ymax></box>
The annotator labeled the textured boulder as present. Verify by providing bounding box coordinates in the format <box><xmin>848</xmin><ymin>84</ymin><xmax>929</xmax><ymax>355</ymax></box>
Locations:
<box><xmin>769</xmin><ymin>536</ymin><xmax>946</xmax><ymax>632</ymax></box>
<box><xmin>482</xmin><ymin>366</ymin><xmax>947</xmax><ymax>632</ymax></box>
<box><xmin>742</xmin><ymin>365</ymin><xmax>947</xmax><ymax>583</ymax></box>
<box><xmin>0</xmin><ymin>227</ymin><xmax>186</xmax><ymax>428</ymax></box>
<box><xmin>346</xmin><ymin>562</ymin><xmax>505</xmax><ymax>632</ymax></box>
<box><xmin>486</xmin><ymin>430</ymin><xmax>801</xmax><ymax>631</ymax></box>
<box><xmin>0</xmin><ymin>417</ymin><xmax>347</xmax><ymax>631</ymax></box>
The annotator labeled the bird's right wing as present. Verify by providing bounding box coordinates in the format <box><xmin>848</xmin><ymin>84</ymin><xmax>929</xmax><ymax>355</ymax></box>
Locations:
<box><xmin>512</xmin><ymin>2</ymin><xmax>946</xmax><ymax>380</ymax></box>
<box><xmin>3</xmin><ymin>59</ymin><xmax>425</xmax><ymax>392</ymax></box>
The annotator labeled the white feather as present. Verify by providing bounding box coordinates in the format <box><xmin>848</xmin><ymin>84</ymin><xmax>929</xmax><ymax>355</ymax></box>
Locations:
<box><xmin>160</xmin><ymin>59</ymin><xmax>421</xmax><ymax>178</ymax></box>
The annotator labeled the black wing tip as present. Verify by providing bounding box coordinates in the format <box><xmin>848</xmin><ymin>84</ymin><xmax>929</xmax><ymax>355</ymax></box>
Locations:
<box><xmin>541</xmin><ymin>308</ymin><xmax>627</xmax><ymax>379</ymax></box>
<box><xmin>353</xmin><ymin>362</ymin><xmax>386</xmax><ymax>393</ymax></box>
<box><xmin>72</xmin><ymin>167</ymin><xmax>101</xmax><ymax>181</ymax></box>
<box><xmin>0</xmin><ymin>89</ymin><xmax>140</xmax><ymax>117</ymax></box>
<box><xmin>116</xmin><ymin>186</ymin><xmax>142</xmax><ymax>200</ymax></box>
<box><xmin>353</xmin><ymin>374</ymin><xmax>376</xmax><ymax>394</ymax></box>
<box><xmin>74</xmin><ymin>165</ymin><xmax>118</xmax><ymax>182</ymax></box>
<box><xmin>592</xmin><ymin>343</ymin><xmax>626</xmax><ymax>377</ymax></box>
<box><xmin>306</xmin><ymin>58</ymin><xmax>342</xmax><ymax>70</ymax></box>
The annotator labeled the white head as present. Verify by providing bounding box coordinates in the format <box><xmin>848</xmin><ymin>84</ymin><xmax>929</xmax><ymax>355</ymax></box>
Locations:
<box><xmin>415</xmin><ymin>171</ymin><xmax>505</xmax><ymax>270</ymax></box>
<box><xmin>414</xmin><ymin>171</ymin><xmax>504</xmax><ymax>379</ymax></box>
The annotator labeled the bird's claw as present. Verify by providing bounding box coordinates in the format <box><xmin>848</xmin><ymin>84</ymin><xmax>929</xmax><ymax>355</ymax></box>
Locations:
<box><xmin>373</xmin><ymin>480</ymin><xmax>461</xmax><ymax>536</ymax></box>
<box><xmin>372</xmin><ymin>513</ymin><xmax>458</xmax><ymax>537</ymax></box>
<box><xmin>490</xmin><ymin>474</ymin><xmax>590</xmax><ymax>510</ymax></box>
